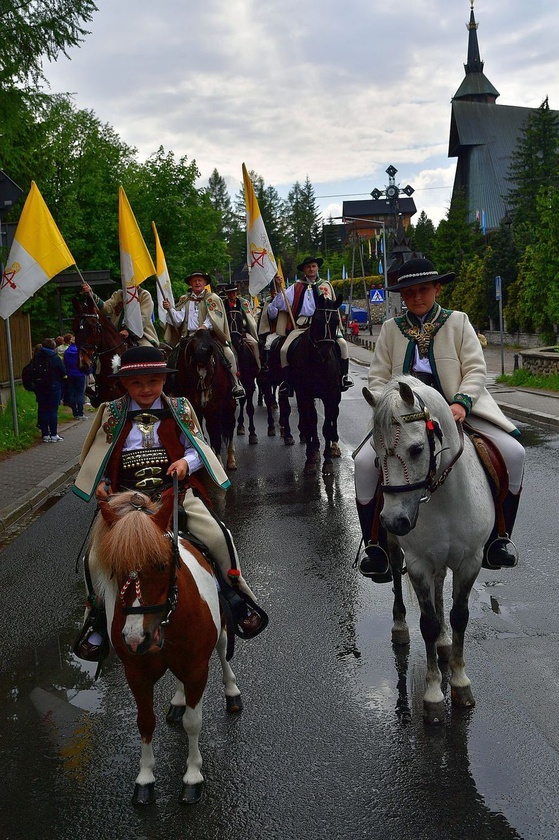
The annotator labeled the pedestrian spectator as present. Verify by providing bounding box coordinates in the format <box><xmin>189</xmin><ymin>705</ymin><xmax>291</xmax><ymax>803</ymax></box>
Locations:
<box><xmin>349</xmin><ymin>319</ymin><xmax>360</xmax><ymax>341</ymax></box>
<box><xmin>63</xmin><ymin>335</ymin><xmax>87</xmax><ymax>419</ymax></box>
<box><xmin>57</xmin><ymin>333</ymin><xmax>72</xmax><ymax>404</ymax></box>
<box><xmin>36</xmin><ymin>338</ymin><xmax>67</xmax><ymax>442</ymax></box>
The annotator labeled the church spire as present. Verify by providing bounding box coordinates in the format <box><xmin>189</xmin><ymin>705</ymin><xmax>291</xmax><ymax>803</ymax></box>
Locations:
<box><xmin>453</xmin><ymin>2</ymin><xmax>500</xmax><ymax>103</ymax></box>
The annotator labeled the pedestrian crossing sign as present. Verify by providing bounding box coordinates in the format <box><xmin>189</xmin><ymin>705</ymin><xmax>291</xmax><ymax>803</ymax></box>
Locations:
<box><xmin>370</xmin><ymin>289</ymin><xmax>385</xmax><ymax>303</ymax></box>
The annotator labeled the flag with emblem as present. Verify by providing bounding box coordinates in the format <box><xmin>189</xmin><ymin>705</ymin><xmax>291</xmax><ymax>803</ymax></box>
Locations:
<box><xmin>119</xmin><ymin>186</ymin><xmax>156</xmax><ymax>338</ymax></box>
<box><xmin>0</xmin><ymin>181</ymin><xmax>75</xmax><ymax>320</ymax></box>
<box><xmin>152</xmin><ymin>221</ymin><xmax>175</xmax><ymax>326</ymax></box>
<box><xmin>242</xmin><ymin>163</ymin><xmax>278</xmax><ymax>296</ymax></box>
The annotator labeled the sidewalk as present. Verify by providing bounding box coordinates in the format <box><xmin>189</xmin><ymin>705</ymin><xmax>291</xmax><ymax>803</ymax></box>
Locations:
<box><xmin>1</xmin><ymin>341</ymin><xmax>558</xmax><ymax>536</ymax></box>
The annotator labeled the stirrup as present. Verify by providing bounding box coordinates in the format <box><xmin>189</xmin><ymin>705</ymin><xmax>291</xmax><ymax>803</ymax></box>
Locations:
<box><xmin>232</xmin><ymin>384</ymin><xmax>245</xmax><ymax>400</ymax></box>
<box><xmin>482</xmin><ymin>535</ymin><xmax>519</xmax><ymax>570</ymax></box>
<box><xmin>358</xmin><ymin>542</ymin><xmax>392</xmax><ymax>583</ymax></box>
<box><xmin>341</xmin><ymin>375</ymin><xmax>354</xmax><ymax>391</ymax></box>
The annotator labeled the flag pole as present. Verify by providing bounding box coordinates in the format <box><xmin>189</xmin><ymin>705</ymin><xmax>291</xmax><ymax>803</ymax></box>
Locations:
<box><xmin>2</xmin><ymin>313</ymin><xmax>19</xmax><ymax>436</ymax></box>
<box><xmin>154</xmin><ymin>274</ymin><xmax>178</xmax><ymax>330</ymax></box>
<box><xmin>279</xmin><ymin>286</ymin><xmax>296</xmax><ymax>331</ymax></box>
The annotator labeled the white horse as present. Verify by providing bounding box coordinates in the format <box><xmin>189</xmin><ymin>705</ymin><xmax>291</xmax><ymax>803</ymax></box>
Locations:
<box><xmin>363</xmin><ymin>376</ymin><xmax>494</xmax><ymax>725</ymax></box>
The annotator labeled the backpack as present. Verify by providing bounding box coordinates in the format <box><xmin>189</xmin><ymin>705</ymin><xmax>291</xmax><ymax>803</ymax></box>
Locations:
<box><xmin>21</xmin><ymin>353</ymin><xmax>52</xmax><ymax>392</ymax></box>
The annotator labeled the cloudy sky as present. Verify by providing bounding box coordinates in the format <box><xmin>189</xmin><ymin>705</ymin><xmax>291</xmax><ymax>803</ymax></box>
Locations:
<box><xmin>45</xmin><ymin>0</ymin><xmax>559</xmax><ymax>226</ymax></box>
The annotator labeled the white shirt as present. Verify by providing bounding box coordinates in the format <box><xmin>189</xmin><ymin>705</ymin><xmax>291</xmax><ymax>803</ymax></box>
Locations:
<box><xmin>267</xmin><ymin>282</ymin><xmax>316</xmax><ymax>319</ymax></box>
<box><xmin>166</xmin><ymin>298</ymin><xmax>212</xmax><ymax>331</ymax></box>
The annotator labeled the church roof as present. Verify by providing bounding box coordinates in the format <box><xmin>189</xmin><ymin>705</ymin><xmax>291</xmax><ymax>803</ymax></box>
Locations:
<box><xmin>453</xmin><ymin>3</ymin><xmax>499</xmax><ymax>103</ymax></box>
<box><xmin>449</xmin><ymin>100</ymin><xmax>532</xmax><ymax>229</ymax></box>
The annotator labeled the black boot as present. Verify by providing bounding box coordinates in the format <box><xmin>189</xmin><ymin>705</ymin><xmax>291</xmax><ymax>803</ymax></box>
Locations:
<box><xmin>356</xmin><ymin>500</ymin><xmax>392</xmax><ymax>583</ymax></box>
<box><xmin>73</xmin><ymin>598</ymin><xmax>109</xmax><ymax>662</ymax></box>
<box><xmin>483</xmin><ymin>491</ymin><xmax>520</xmax><ymax>570</ymax></box>
<box><xmin>340</xmin><ymin>356</ymin><xmax>354</xmax><ymax>391</ymax></box>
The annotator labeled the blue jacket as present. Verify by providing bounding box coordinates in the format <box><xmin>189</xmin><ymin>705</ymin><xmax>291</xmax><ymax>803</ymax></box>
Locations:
<box><xmin>64</xmin><ymin>343</ymin><xmax>85</xmax><ymax>379</ymax></box>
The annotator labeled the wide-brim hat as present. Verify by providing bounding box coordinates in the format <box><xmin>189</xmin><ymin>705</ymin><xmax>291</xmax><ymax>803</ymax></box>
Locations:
<box><xmin>297</xmin><ymin>256</ymin><xmax>324</xmax><ymax>271</ymax></box>
<box><xmin>110</xmin><ymin>346</ymin><xmax>177</xmax><ymax>378</ymax></box>
<box><xmin>223</xmin><ymin>282</ymin><xmax>239</xmax><ymax>293</ymax></box>
<box><xmin>389</xmin><ymin>257</ymin><xmax>455</xmax><ymax>292</ymax></box>
<box><xmin>185</xmin><ymin>271</ymin><xmax>212</xmax><ymax>284</ymax></box>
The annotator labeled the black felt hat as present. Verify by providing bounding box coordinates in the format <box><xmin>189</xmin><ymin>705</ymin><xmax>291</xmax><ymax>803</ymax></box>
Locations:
<box><xmin>389</xmin><ymin>258</ymin><xmax>455</xmax><ymax>292</ymax></box>
<box><xmin>110</xmin><ymin>346</ymin><xmax>176</xmax><ymax>377</ymax></box>
<box><xmin>185</xmin><ymin>271</ymin><xmax>212</xmax><ymax>284</ymax></box>
<box><xmin>297</xmin><ymin>256</ymin><xmax>324</xmax><ymax>271</ymax></box>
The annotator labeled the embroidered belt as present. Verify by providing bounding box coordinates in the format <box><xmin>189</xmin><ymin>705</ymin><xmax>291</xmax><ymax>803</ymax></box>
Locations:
<box><xmin>118</xmin><ymin>447</ymin><xmax>172</xmax><ymax>495</ymax></box>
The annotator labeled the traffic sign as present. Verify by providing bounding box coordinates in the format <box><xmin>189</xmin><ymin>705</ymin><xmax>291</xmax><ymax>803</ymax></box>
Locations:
<box><xmin>495</xmin><ymin>275</ymin><xmax>502</xmax><ymax>301</ymax></box>
<box><xmin>370</xmin><ymin>288</ymin><xmax>385</xmax><ymax>303</ymax></box>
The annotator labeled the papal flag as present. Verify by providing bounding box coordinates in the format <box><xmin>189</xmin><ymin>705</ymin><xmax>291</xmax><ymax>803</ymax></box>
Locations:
<box><xmin>242</xmin><ymin>163</ymin><xmax>277</xmax><ymax>296</ymax></box>
<box><xmin>119</xmin><ymin>186</ymin><xmax>156</xmax><ymax>338</ymax></box>
<box><xmin>0</xmin><ymin>181</ymin><xmax>75</xmax><ymax>320</ymax></box>
<box><xmin>152</xmin><ymin>221</ymin><xmax>175</xmax><ymax>327</ymax></box>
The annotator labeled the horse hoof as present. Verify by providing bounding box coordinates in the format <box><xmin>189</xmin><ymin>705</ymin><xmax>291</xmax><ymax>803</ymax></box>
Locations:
<box><xmin>227</xmin><ymin>460</ymin><xmax>237</xmax><ymax>470</ymax></box>
<box><xmin>180</xmin><ymin>781</ymin><xmax>204</xmax><ymax>805</ymax></box>
<box><xmin>391</xmin><ymin>626</ymin><xmax>410</xmax><ymax>646</ymax></box>
<box><xmin>226</xmin><ymin>693</ymin><xmax>243</xmax><ymax>714</ymax></box>
<box><xmin>284</xmin><ymin>436</ymin><xmax>295</xmax><ymax>446</ymax></box>
<box><xmin>331</xmin><ymin>443</ymin><xmax>342</xmax><ymax>458</ymax></box>
<box><xmin>299</xmin><ymin>434</ymin><xmax>306</xmax><ymax>444</ymax></box>
<box><xmin>267</xmin><ymin>427</ymin><xmax>276</xmax><ymax>437</ymax></box>
<box><xmin>423</xmin><ymin>701</ymin><xmax>446</xmax><ymax>725</ymax></box>
<box><xmin>132</xmin><ymin>782</ymin><xmax>155</xmax><ymax>806</ymax></box>
<box><xmin>451</xmin><ymin>685</ymin><xmax>476</xmax><ymax>708</ymax></box>
<box><xmin>237</xmin><ymin>426</ymin><xmax>245</xmax><ymax>435</ymax></box>
<box><xmin>166</xmin><ymin>703</ymin><xmax>185</xmax><ymax>724</ymax></box>
<box><xmin>322</xmin><ymin>461</ymin><xmax>334</xmax><ymax>476</ymax></box>
<box><xmin>249</xmin><ymin>434</ymin><xmax>258</xmax><ymax>444</ymax></box>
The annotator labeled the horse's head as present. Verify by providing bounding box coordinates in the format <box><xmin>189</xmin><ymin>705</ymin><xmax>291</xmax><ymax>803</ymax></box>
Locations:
<box><xmin>310</xmin><ymin>293</ymin><xmax>342</xmax><ymax>343</ymax></box>
<box><xmin>367</xmin><ymin>376</ymin><xmax>452</xmax><ymax>536</ymax></box>
<box><xmin>73</xmin><ymin>297</ymin><xmax>102</xmax><ymax>373</ymax></box>
<box><xmin>94</xmin><ymin>491</ymin><xmax>177</xmax><ymax>654</ymax></box>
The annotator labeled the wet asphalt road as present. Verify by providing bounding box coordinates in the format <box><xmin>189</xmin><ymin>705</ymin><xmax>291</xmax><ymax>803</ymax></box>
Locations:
<box><xmin>1</xmin><ymin>361</ymin><xmax>559</xmax><ymax>840</ymax></box>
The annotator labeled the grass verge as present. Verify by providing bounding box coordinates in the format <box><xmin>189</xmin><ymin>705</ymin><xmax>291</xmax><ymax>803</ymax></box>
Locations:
<box><xmin>496</xmin><ymin>369</ymin><xmax>559</xmax><ymax>391</ymax></box>
<box><xmin>0</xmin><ymin>386</ymin><xmax>75</xmax><ymax>454</ymax></box>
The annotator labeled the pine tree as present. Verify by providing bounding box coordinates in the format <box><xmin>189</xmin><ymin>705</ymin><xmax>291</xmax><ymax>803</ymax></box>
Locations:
<box><xmin>207</xmin><ymin>168</ymin><xmax>238</xmax><ymax>243</ymax></box>
<box><xmin>408</xmin><ymin>211</ymin><xmax>436</xmax><ymax>259</ymax></box>
<box><xmin>506</xmin><ymin>97</ymin><xmax>559</xmax><ymax>249</ymax></box>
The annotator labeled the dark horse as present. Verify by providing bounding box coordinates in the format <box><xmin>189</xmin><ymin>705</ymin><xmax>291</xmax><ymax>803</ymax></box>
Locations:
<box><xmin>172</xmin><ymin>329</ymin><xmax>237</xmax><ymax>470</ymax></box>
<box><xmin>285</xmin><ymin>294</ymin><xmax>343</xmax><ymax>476</ymax></box>
<box><xmin>72</xmin><ymin>296</ymin><xmax>130</xmax><ymax>406</ymax></box>
<box><xmin>227</xmin><ymin>309</ymin><xmax>259</xmax><ymax>445</ymax></box>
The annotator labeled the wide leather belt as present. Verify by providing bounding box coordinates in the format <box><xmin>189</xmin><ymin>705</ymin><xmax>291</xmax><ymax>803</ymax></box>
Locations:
<box><xmin>411</xmin><ymin>370</ymin><xmax>436</xmax><ymax>387</ymax></box>
<box><xmin>118</xmin><ymin>447</ymin><xmax>172</xmax><ymax>495</ymax></box>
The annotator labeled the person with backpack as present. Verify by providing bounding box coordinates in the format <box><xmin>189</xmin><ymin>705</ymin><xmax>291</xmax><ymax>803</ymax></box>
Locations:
<box><xmin>35</xmin><ymin>338</ymin><xmax>67</xmax><ymax>442</ymax></box>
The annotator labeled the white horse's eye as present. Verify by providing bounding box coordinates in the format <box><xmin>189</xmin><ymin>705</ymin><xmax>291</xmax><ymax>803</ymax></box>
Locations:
<box><xmin>409</xmin><ymin>443</ymin><xmax>424</xmax><ymax>457</ymax></box>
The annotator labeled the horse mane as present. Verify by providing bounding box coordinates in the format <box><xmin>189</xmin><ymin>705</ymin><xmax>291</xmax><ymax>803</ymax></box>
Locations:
<box><xmin>89</xmin><ymin>492</ymin><xmax>172</xmax><ymax>577</ymax></box>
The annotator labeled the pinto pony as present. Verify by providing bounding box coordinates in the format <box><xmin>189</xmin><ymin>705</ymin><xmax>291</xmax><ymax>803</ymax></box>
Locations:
<box><xmin>363</xmin><ymin>376</ymin><xmax>493</xmax><ymax>724</ymax></box>
<box><xmin>88</xmin><ymin>490</ymin><xmax>242</xmax><ymax>805</ymax></box>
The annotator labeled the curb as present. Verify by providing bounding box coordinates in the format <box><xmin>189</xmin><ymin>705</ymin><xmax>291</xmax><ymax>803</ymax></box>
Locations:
<box><xmin>493</xmin><ymin>401</ymin><xmax>559</xmax><ymax>430</ymax></box>
<box><xmin>0</xmin><ymin>458</ymin><xmax>80</xmax><ymax>532</ymax></box>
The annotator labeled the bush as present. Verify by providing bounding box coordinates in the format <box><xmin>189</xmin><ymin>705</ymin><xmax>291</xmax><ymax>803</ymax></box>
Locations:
<box><xmin>0</xmin><ymin>387</ymin><xmax>72</xmax><ymax>454</ymax></box>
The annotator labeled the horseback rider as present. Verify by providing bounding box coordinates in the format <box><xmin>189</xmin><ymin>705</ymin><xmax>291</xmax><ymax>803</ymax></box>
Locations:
<box><xmin>267</xmin><ymin>256</ymin><xmax>354</xmax><ymax>391</ymax></box>
<box><xmin>257</xmin><ymin>274</ymin><xmax>283</xmax><ymax>370</ymax></box>
<box><xmin>73</xmin><ymin>345</ymin><xmax>267</xmax><ymax>661</ymax></box>
<box><xmin>162</xmin><ymin>270</ymin><xmax>245</xmax><ymax>400</ymax></box>
<box><xmin>223</xmin><ymin>282</ymin><xmax>261</xmax><ymax>370</ymax></box>
<box><xmin>354</xmin><ymin>257</ymin><xmax>525</xmax><ymax>582</ymax></box>
<box><xmin>81</xmin><ymin>282</ymin><xmax>159</xmax><ymax>347</ymax></box>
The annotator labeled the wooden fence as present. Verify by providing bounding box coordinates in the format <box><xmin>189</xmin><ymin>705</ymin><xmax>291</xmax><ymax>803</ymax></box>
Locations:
<box><xmin>0</xmin><ymin>312</ymin><xmax>32</xmax><ymax>384</ymax></box>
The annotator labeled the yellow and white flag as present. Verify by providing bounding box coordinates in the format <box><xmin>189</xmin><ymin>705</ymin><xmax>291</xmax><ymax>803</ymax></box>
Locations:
<box><xmin>152</xmin><ymin>221</ymin><xmax>175</xmax><ymax>326</ymax></box>
<box><xmin>0</xmin><ymin>181</ymin><xmax>75</xmax><ymax>320</ymax></box>
<box><xmin>242</xmin><ymin>163</ymin><xmax>277</xmax><ymax>296</ymax></box>
<box><xmin>118</xmin><ymin>186</ymin><xmax>156</xmax><ymax>338</ymax></box>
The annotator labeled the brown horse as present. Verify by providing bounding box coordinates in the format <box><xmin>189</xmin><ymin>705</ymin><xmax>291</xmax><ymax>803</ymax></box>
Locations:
<box><xmin>172</xmin><ymin>329</ymin><xmax>237</xmax><ymax>469</ymax></box>
<box><xmin>88</xmin><ymin>490</ymin><xmax>242</xmax><ymax>805</ymax></box>
<box><xmin>72</xmin><ymin>296</ymin><xmax>129</xmax><ymax>406</ymax></box>
<box><xmin>227</xmin><ymin>309</ymin><xmax>260</xmax><ymax>444</ymax></box>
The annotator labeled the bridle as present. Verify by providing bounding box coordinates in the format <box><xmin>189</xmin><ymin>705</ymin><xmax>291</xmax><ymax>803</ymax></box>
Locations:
<box><xmin>118</xmin><ymin>495</ymin><xmax>180</xmax><ymax>628</ymax></box>
<box><xmin>75</xmin><ymin>309</ymin><xmax>128</xmax><ymax>367</ymax></box>
<box><xmin>309</xmin><ymin>305</ymin><xmax>339</xmax><ymax>348</ymax></box>
<box><xmin>378</xmin><ymin>391</ymin><xmax>464</xmax><ymax>499</ymax></box>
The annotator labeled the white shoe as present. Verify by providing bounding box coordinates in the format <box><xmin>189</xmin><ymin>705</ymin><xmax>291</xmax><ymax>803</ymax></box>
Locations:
<box><xmin>50</xmin><ymin>434</ymin><xmax>64</xmax><ymax>442</ymax></box>
<box><xmin>42</xmin><ymin>436</ymin><xmax>52</xmax><ymax>443</ymax></box>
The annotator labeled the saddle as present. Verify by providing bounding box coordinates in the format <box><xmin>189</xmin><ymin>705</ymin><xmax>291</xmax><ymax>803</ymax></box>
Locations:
<box><xmin>466</xmin><ymin>427</ymin><xmax>509</xmax><ymax>536</ymax></box>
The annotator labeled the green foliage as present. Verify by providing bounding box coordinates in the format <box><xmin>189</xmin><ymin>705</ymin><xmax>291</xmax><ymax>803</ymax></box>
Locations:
<box><xmin>0</xmin><ymin>387</ymin><xmax>73</xmax><ymax>453</ymax></box>
<box><xmin>446</xmin><ymin>254</ymin><xmax>488</xmax><ymax>328</ymax></box>
<box><xmin>0</xmin><ymin>1</ymin><xmax>98</xmax><ymax>87</ymax></box>
<box><xmin>496</xmin><ymin>369</ymin><xmax>559</xmax><ymax>392</ymax></box>
<box><xmin>408</xmin><ymin>211</ymin><xmax>436</xmax><ymax>258</ymax></box>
